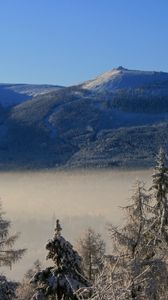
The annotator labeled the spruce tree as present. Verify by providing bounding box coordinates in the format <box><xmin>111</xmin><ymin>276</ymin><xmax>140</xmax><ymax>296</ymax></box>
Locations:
<box><xmin>0</xmin><ymin>202</ymin><xmax>26</xmax><ymax>299</ymax></box>
<box><xmin>0</xmin><ymin>202</ymin><xmax>26</xmax><ymax>268</ymax></box>
<box><xmin>150</xmin><ymin>147</ymin><xmax>168</xmax><ymax>246</ymax></box>
<box><xmin>83</xmin><ymin>151</ymin><xmax>168</xmax><ymax>300</ymax></box>
<box><xmin>107</xmin><ymin>181</ymin><xmax>168</xmax><ymax>300</ymax></box>
<box><xmin>32</xmin><ymin>220</ymin><xmax>89</xmax><ymax>300</ymax></box>
<box><xmin>76</xmin><ymin>228</ymin><xmax>105</xmax><ymax>282</ymax></box>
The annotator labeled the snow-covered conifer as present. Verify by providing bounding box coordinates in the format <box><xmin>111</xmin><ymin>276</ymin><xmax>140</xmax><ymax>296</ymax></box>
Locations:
<box><xmin>0</xmin><ymin>274</ymin><xmax>18</xmax><ymax>300</ymax></box>
<box><xmin>32</xmin><ymin>220</ymin><xmax>89</xmax><ymax>300</ymax></box>
<box><xmin>0</xmin><ymin>202</ymin><xmax>26</xmax><ymax>299</ymax></box>
<box><xmin>106</xmin><ymin>181</ymin><xmax>168</xmax><ymax>299</ymax></box>
<box><xmin>76</xmin><ymin>228</ymin><xmax>105</xmax><ymax>282</ymax></box>
<box><xmin>150</xmin><ymin>147</ymin><xmax>168</xmax><ymax>244</ymax></box>
<box><xmin>109</xmin><ymin>181</ymin><xmax>150</xmax><ymax>258</ymax></box>
<box><xmin>80</xmin><ymin>152</ymin><xmax>168</xmax><ymax>300</ymax></box>
<box><xmin>0</xmin><ymin>202</ymin><xmax>26</xmax><ymax>268</ymax></box>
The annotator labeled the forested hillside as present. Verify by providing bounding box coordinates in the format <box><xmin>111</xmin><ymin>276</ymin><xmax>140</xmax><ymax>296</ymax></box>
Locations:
<box><xmin>0</xmin><ymin>68</ymin><xmax>168</xmax><ymax>169</ymax></box>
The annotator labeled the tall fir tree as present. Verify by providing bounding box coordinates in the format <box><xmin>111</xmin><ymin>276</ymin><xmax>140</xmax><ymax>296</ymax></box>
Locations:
<box><xmin>79</xmin><ymin>150</ymin><xmax>168</xmax><ymax>300</ymax></box>
<box><xmin>76</xmin><ymin>228</ymin><xmax>105</xmax><ymax>282</ymax></box>
<box><xmin>150</xmin><ymin>147</ymin><xmax>168</xmax><ymax>245</ymax></box>
<box><xmin>0</xmin><ymin>202</ymin><xmax>26</xmax><ymax>299</ymax></box>
<box><xmin>32</xmin><ymin>220</ymin><xmax>89</xmax><ymax>300</ymax></box>
<box><xmin>106</xmin><ymin>181</ymin><xmax>168</xmax><ymax>300</ymax></box>
<box><xmin>0</xmin><ymin>202</ymin><xmax>26</xmax><ymax>268</ymax></box>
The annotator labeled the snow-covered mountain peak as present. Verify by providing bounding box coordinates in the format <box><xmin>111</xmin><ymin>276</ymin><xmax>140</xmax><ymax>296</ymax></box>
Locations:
<box><xmin>81</xmin><ymin>67</ymin><xmax>168</xmax><ymax>93</ymax></box>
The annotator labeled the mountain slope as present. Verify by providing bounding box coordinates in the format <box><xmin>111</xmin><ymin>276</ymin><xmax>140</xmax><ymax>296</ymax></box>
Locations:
<box><xmin>81</xmin><ymin>66</ymin><xmax>168</xmax><ymax>92</ymax></box>
<box><xmin>1</xmin><ymin>67</ymin><xmax>168</xmax><ymax>170</ymax></box>
<box><xmin>0</xmin><ymin>83</ymin><xmax>63</xmax><ymax>107</ymax></box>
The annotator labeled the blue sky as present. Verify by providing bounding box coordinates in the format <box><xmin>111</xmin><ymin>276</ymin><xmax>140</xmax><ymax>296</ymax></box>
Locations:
<box><xmin>0</xmin><ymin>0</ymin><xmax>168</xmax><ymax>85</ymax></box>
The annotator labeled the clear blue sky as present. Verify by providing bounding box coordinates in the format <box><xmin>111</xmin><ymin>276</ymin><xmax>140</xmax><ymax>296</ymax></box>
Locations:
<box><xmin>0</xmin><ymin>0</ymin><xmax>168</xmax><ymax>86</ymax></box>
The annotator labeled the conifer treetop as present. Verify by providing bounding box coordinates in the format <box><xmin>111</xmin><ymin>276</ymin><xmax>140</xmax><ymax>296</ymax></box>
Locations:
<box><xmin>32</xmin><ymin>220</ymin><xmax>89</xmax><ymax>300</ymax></box>
<box><xmin>55</xmin><ymin>219</ymin><xmax>62</xmax><ymax>237</ymax></box>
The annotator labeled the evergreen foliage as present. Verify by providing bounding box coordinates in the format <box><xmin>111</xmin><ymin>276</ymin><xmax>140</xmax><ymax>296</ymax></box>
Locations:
<box><xmin>150</xmin><ymin>147</ymin><xmax>168</xmax><ymax>242</ymax></box>
<box><xmin>0</xmin><ymin>274</ymin><xmax>18</xmax><ymax>300</ymax></box>
<box><xmin>76</xmin><ymin>228</ymin><xmax>105</xmax><ymax>281</ymax></box>
<box><xmin>0</xmin><ymin>202</ymin><xmax>26</xmax><ymax>268</ymax></box>
<box><xmin>32</xmin><ymin>220</ymin><xmax>89</xmax><ymax>300</ymax></box>
<box><xmin>0</xmin><ymin>202</ymin><xmax>26</xmax><ymax>299</ymax></box>
<box><xmin>106</xmin><ymin>181</ymin><xmax>168</xmax><ymax>299</ymax></box>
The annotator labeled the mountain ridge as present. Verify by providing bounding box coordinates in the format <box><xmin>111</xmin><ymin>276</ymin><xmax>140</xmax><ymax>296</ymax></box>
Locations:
<box><xmin>0</xmin><ymin>67</ymin><xmax>168</xmax><ymax>170</ymax></box>
<box><xmin>0</xmin><ymin>83</ymin><xmax>64</xmax><ymax>107</ymax></box>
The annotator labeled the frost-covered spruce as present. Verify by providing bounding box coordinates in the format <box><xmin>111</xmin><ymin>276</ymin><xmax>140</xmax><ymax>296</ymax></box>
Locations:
<box><xmin>151</xmin><ymin>148</ymin><xmax>168</xmax><ymax>239</ymax></box>
<box><xmin>107</xmin><ymin>181</ymin><xmax>168</xmax><ymax>300</ymax></box>
<box><xmin>76</xmin><ymin>228</ymin><xmax>105</xmax><ymax>282</ymax></box>
<box><xmin>32</xmin><ymin>220</ymin><xmax>89</xmax><ymax>300</ymax></box>
<box><xmin>0</xmin><ymin>202</ymin><xmax>26</xmax><ymax>268</ymax></box>
<box><xmin>0</xmin><ymin>202</ymin><xmax>25</xmax><ymax>299</ymax></box>
<box><xmin>108</xmin><ymin>181</ymin><xmax>150</xmax><ymax>259</ymax></box>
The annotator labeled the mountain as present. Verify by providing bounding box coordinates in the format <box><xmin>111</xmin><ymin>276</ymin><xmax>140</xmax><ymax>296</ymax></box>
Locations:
<box><xmin>0</xmin><ymin>67</ymin><xmax>168</xmax><ymax>170</ymax></box>
<box><xmin>81</xmin><ymin>66</ymin><xmax>168</xmax><ymax>92</ymax></box>
<box><xmin>0</xmin><ymin>83</ymin><xmax>63</xmax><ymax>107</ymax></box>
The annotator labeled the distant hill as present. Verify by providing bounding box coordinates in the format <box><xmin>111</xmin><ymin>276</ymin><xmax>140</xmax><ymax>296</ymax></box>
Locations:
<box><xmin>0</xmin><ymin>83</ymin><xmax>63</xmax><ymax>107</ymax></box>
<box><xmin>1</xmin><ymin>67</ymin><xmax>168</xmax><ymax>170</ymax></box>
